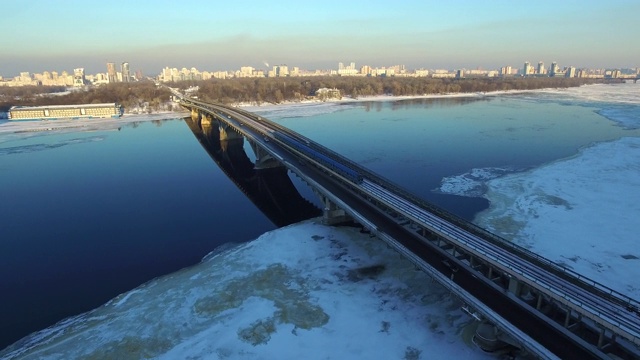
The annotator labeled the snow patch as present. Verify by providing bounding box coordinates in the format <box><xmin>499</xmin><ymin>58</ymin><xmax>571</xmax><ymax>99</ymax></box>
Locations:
<box><xmin>435</xmin><ymin>167</ymin><xmax>515</xmax><ymax>197</ymax></box>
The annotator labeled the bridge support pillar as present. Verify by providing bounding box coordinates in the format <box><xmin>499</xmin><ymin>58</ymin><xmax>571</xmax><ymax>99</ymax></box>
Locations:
<box><xmin>474</xmin><ymin>322</ymin><xmax>504</xmax><ymax>352</ymax></box>
<box><xmin>474</xmin><ymin>322</ymin><xmax>520</xmax><ymax>352</ymax></box>
<box><xmin>316</xmin><ymin>192</ymin><xmax>351</xmax><ymax>225</ymax></box>
<box><xmin>200</xmin><ymin>114</ymin><xmax>213</xmax><ymax>128</ymax></box>
<box><xmin>597</xmin><ymin>327</ymin><xmax>606</xmax><ymax>348</ymax></box>
<box><xmin>508</xmin><ymin>277</ymin><xmax>522</xmax><ymax>296</ymax></box>
<box><xmin>191</xmin><ymin>108</ymin><xmax>201</xmax><ymax>121</ymax></box>
<box><xmin>536</xmin><ymin>293</ymin><xmax>543</xmax><ymax>310</ymax></box>
<box><xmin>219</xmin><ymin>124</ymin><xmax>242</xmax><ymax>141</ymax></box>
<box><xmin>250</xmin><ymin>142</ymin><xmax>282</xmax><ymax>170</ymax></box>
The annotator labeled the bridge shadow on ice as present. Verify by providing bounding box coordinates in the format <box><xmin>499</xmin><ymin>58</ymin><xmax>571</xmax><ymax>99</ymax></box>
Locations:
<box><xmin>184</xmin><ymin>116</ymin><xmax>321</xmax><ymax>227</ymax></box>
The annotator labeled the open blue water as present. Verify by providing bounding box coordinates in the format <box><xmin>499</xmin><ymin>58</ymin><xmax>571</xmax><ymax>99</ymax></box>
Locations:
<box><xmin>0</xmin><ymin>120</ymin><xmax>276</xmax><ymax>349</ymax></box>
<box><xmin>266</xmin><ymin>94</ymin><xmax>637</xmax><ymax>217</ymax></box>
<box><xmin>1</xmin><ymin>84</ymin><xmax>638</xmax><ymax>350</ymax></box>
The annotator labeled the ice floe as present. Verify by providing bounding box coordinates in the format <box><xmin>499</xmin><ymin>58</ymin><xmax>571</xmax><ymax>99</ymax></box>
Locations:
<box><xmin>525</xmin><ymin>82</ymin><xmax>640</xmax><ymax>106</ymax></box>
<box><xmin>0</xmin><ymin>136</ymin><xmax>105</xmax><ymax>155</ymax></box>
<box><xmin>474</xmin><ymin>137</ymin><xmax>640</xmax><ymax>299</ymax></box>
<box><xmin>245</xmin><ymin>101</ymin><xmax>349</xmax><ymax>120</ymax></box>
<box><xmin>0</xmin><ymin>112</ymin><xmax>188</xmax><ymax>136</ymax></box>
<box><xmin>436</xmin><ymin>82</ymin><xmax>640</xmax><ymax>299</ymax></box>
<box><xmin>435</xmin><ymin>167</ymin><xmax>516</xmax><ymax>198</ymax></box>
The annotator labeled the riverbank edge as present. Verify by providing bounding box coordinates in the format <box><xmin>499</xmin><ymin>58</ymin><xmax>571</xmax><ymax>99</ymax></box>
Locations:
<box><xmin>0</xmin><ymin>83</ymin><xmax>605</xmax><ymax>135</ymax></box>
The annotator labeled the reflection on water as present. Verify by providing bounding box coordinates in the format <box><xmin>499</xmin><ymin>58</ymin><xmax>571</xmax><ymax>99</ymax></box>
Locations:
<box><xmin>354</xmin><ymin>96</ymin><xmax>489</xmax><ymax>113</ymax></box>
<box><xmin>184</xmin><ymin>116</ymin><xmax>321</xmax><ymax>227</ymax></box>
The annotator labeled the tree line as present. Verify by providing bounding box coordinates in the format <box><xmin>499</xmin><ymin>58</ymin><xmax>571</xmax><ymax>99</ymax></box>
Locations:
<box><xmin>1</xmin><ymin>76</ymin><xmax>612</xmax><ymax>114</ymax></box>
<box><xmin>171</xmin><ymin>76</ymin><xmax>606</xmax><ymax>105</ymax></box>
<box><xmin>0</xmin><ymin>81</ymin><xmax>172</xmax><ymax>113</ymax></box>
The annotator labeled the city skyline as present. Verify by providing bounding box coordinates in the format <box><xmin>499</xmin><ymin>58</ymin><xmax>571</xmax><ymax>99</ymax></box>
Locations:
<box><xmin>1</xmin><ymin>0</ymin><xmax>639</xmax><ymax>76</ymax></box>
<box><xmin>4</xmin><ymin>58</ymin><xmax>636</xmax><ymax>88</ymax></box>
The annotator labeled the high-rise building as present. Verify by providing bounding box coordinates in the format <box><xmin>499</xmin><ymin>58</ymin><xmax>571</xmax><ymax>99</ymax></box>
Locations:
<box><xmin>106</xmin><ymin>62</ymin><xmax>117</xmax><ymax>83</ymax></box>
<box><xmin>523</xmin><ymin>61</ymin><xmax>532</xmax><ymax>76</ymax></box>
<box><xmin>277</xmin><ymin>65</ymin><xmax>289</xmax><ymax>77</ymax></box>
<box><xmin>161</xmin><ymin>67</ymin><xmax>171</xmax><ymax>82</ymax></box>
<box><xmin>19</xmin><ymin>72</ymin><xmax>31</xmax><ymax>82</ymax></box>
<box><xmin>240</xmin><ymin>66</ymin><xmax>254</xmax><ymax>77</ymax></box>
<box><xmin>73</xmin><ymin>68</ymin><xmax>85</xmax><ymax>87</ymax></box>
<box><xmin>550</xmin><ymin>62</ymin><xmax>559</xmax><ymax>77</ymax></box>
<box><xmin>337</xmin><ymin>61</ymin><xmax>357</xmax><ymax>76</ymax></box>
<box><xmin>121</xmin><ymin>62</ymin><xmax>130</xmax><ymax>82</ymax></box>
<box><xmin>537</xmin><ymin>61</ymin><xmax>545</xmax><ymax>75</ymax></box>
<box><xmin>268</xmin><ymin>65</ymin><xmax>290</xmax><ymax>77</ymax></box>
<box><xmin>566</xmin><ymin>66</ymin><xmax>576</xmax><ymax>78</ymax></box>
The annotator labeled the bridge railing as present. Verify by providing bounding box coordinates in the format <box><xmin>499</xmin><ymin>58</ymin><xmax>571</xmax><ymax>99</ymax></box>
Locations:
<box><xmin>359</xmin><ymin>166</ymin><xmax>640</xmax><ymax>311</ymax></box>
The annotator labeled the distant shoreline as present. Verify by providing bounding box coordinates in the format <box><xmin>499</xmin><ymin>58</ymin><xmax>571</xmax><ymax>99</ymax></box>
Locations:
<box><xmin>237</xmin><ymin>87</ymin><xmax>553</xmax><ymax>112</ymax></box>
<box><xmin>0</xmin><ymin>84</ymin><xmax>606</xmax><ymax>135</ymax></box>
<box><xmin>0</xmin><ymin>89</ymin><xmax>507</xmax><ymax>134</ymax></box>
<box><xmin>0</xmin><ymin>111</ymin><xmax>189</xmax><ymax>135</ymax></box>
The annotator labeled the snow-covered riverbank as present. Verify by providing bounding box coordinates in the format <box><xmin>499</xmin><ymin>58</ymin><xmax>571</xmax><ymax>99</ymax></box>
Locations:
<box><xmin>0</xmin><ymin>111</ymin><xmax>189</xmax><ymax>135</ymax></box>
<box><xmin>0</xmin><ymin>221</ymin><xmax>490</xmax><ymax>360</ymax></box>
<box><xmin>238</xmin><ymin>89</ymin><xmax>549</xmax><ymax>118</ymax></box>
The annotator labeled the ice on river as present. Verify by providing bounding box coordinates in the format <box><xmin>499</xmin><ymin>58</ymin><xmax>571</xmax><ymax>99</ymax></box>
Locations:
<box><xmin>473</xmin><ymin>137</ymin><xmax>640</xmax><ymax>299</ymax></box>
<box><xmin>438</xmin><ymin>137</ymin><xmax>640</xmax><ymax>299</ymax></box>
<box><xmin>436</xmin><ymin>83</ymin><xmax>640</xmax><ymax>300</ymax></box>
<box><xmin>1</xmin><ymin>221</ymin><xmax>490</xmax><ymax>360</ymax></box>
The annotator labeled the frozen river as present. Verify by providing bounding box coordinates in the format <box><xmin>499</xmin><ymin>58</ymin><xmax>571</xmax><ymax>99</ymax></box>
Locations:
<box><xmin>2</xmin><ymin>83</ymin><xmax>639</xmax><ymax>358</ymax></box>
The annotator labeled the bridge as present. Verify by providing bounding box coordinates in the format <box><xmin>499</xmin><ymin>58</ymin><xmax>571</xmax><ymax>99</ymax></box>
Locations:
<box><xmin>607</xmin><ymin>77</ymin><xmax>640</xmax><ymax>83</ymax></box>
<box><xmin>183</xmin><ymin>115</ymin><xmax>320</xmax><ymax>227</ymax></box>
<box><xmin>178</xmin><ymin>95</ymin><xmax>640</xmax><ymax>360</ymax></box>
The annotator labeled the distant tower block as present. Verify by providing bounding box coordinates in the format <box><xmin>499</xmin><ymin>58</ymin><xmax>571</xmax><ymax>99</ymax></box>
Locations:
<box><xmin>121</xmin><ymin>62</ymin><xmax>130</xmax><ymax>82</ymax></box>
<box><xmin>73</xmin><ymin>68</ymin><xmax>85</xmax><ymax>87</ymax></box>
<box><xmin>550</xmin><ymin>62</ymin><xmax>559</xmax><ymax>77</ymax></box>
<box><xmin>106</xmin><ymin>62</ymin><xmax>117</xmax><ymax>83</ymax></box>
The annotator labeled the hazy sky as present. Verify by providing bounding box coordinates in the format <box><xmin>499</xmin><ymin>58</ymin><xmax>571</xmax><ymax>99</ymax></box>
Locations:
<box><xmin>1</xmin><ymin>0</ymin><xmax>639</xmax><ymax>76</ymax></box>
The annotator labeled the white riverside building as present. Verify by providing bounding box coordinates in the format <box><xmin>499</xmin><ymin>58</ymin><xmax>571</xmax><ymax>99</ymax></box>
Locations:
<box><xmin>8</xmin><ymin>103</ymin><xmax>123</xmax><ymax>121</ymax></box>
